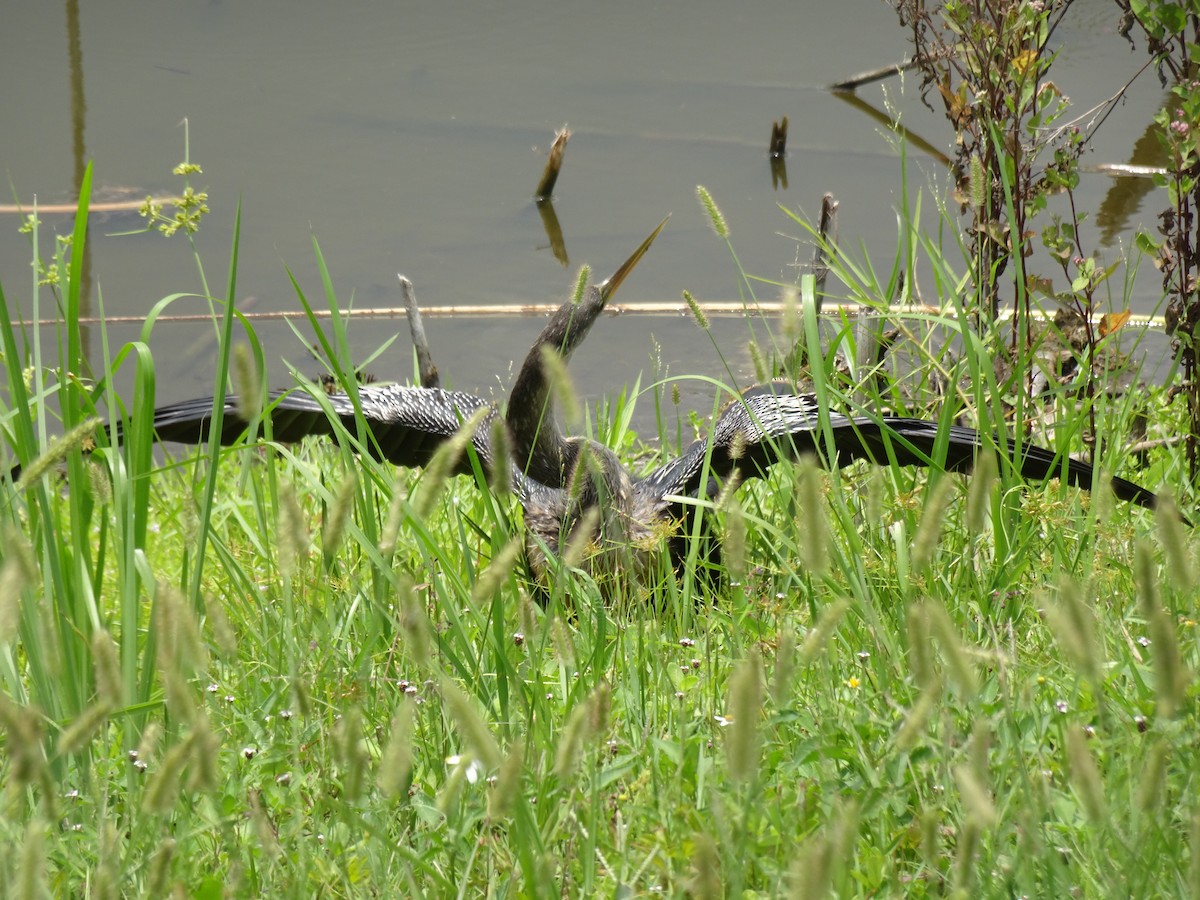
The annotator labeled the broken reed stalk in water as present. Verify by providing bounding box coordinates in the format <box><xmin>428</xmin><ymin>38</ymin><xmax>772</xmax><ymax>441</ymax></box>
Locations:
<box><xmin>535</xmin><ymin>126</ymin><xmax>572</xmax><ymax>200</ymax></box>
<box><xmin>769</xmin><ymin>116</ymin><xmax>788</xmax><ymax>158</ymax></box>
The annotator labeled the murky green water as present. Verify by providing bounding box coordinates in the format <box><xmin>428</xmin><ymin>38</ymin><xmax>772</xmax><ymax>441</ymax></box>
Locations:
<box><xmin>0</xmin><ymin>0</ymin><xmax>1177</xmax><ymax>418</ymax></box>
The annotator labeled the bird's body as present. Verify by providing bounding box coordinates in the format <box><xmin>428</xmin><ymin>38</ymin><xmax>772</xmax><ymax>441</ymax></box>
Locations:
<box><xmin>35</xmin><ymin>220</ymin><xmax>1172</xmax><ymax>580</ymax></box>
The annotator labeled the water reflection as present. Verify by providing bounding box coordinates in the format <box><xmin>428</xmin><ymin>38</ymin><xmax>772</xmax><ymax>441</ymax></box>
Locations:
<box><xmin>1094</xmin><ymin>100</ymin><xmax>1170</xmax><ymax>248</ymax></box>
<box><xmin>535</xmin><ymin>199</ymin><xmax>568</xmax><ymax>267</ymax></box>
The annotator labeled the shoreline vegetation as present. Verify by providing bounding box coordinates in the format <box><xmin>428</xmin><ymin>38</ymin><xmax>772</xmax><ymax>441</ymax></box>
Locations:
<box><xmin>3</xmin><ymin>3</ymin><xmax>1200</xmax><ymax>894</ymax></box>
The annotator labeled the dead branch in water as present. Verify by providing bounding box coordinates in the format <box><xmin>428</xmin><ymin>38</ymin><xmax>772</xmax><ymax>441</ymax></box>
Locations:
<box><xmin>398</xmin><ymin>275</ymin><xmax>440</xmax><ymax>388</ymax></box>
<box><xmin>813</xmin><ymin>193</ymin><xmax>838</xmax><ymax>313</ymax></box>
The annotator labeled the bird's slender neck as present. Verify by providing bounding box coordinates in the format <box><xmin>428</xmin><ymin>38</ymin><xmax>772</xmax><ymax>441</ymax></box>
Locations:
<box><xmin>506</xmin><ymin>285</ymin><xmax>608</xmax><ymax>487</ymax></box>
<box><xmin>504</xmin><ymin>217</ymin><xmax>666</xmax><ymax>490</ymax></box>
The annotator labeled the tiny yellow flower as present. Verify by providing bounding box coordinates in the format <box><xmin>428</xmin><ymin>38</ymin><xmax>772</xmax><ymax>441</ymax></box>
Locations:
<box><xmin>845</xmin><ymin>676</ymin><xmax>861</xmax><ymax>690</ymax></box>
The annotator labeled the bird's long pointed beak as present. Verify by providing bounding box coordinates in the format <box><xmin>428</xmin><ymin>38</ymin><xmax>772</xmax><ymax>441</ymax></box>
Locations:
<box><xmin>598</xmin><ymin>215</ymin><xmax>670</xmax><ymax>302</ymax></box>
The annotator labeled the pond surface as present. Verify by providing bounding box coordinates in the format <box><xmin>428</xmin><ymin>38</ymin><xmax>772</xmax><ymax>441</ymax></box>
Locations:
<box><xmin>0</xmin><ymin>0</ymin><xmax>1178</xmax><ymax>425</ymax></box>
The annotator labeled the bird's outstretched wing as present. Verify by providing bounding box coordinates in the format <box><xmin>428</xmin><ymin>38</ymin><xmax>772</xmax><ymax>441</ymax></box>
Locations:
<box><xmin>148</xmin><ymin>383</ymin><xmax>499</xmax><ymax>476</ymax></box>
<box><xmin>640</xmin><ymin>382</ymin><xmax>1163</xmax><ymax>513</ymax></box>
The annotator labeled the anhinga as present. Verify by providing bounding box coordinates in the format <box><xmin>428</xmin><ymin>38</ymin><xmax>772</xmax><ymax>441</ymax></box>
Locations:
<box><xmin>108</xmin><ymin>221</ymin><xmax>1168</xmax><ymax>577</ymax></box>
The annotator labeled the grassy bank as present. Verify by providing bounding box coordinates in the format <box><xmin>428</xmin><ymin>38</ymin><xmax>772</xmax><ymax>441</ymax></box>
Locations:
<box><xmin>0</xmin><ymin>169</ymin><xmax>1198</xmax><ymax>898</ymax></box>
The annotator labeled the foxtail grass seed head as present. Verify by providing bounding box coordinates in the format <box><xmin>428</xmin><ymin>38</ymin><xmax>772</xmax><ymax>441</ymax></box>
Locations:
<box><xmin>379</xmin><ymin>701</ymin><xmax>415</xmax><ymax>800</ymax></box>
<box><xmin>919</xmin><ymin>807</ymin><xmax>940</xmax><ymax>868</ymax></box>
<box><xmin>488</xmin><ymin>416</ymin><xmax>512</xmax><ymax>496</ymax></box>
<box><xmin>380</xmin><ymin>467</ymin><xmax>408</xmax><ymax>557</ymax></box>
<box><xmin>800</xmin><ymin>597</ymin><xmax>850</xmax><ymax>665</ymax></box>
<box><xmin>905</xmin><ymin>603</ymin><xmax>938</xmax><ymax>694</ymax></box>
<box><xmin>952</xmin><ymin>815</ymin><xmax>982</xmax><ymax>894</ymax></box>
<box><xmin>1137</xmin><ymin>739</ymin><xmax>1170</xmax><ymax>813</ymax></box>
<box><xmin>896</xmin><ymin>690</ymin><xmax>935</xmax><ymax>750</ymax></box>
<box><xmin>18</xmin><ymin>818</ymin><xmax>47</xmax><ymax>900</ymax></box>
<box><xmin>1065</xmin><ymin>724</ymin><xmax>1107</xmax><ymax>822</ymax></box>
<box><xmin>0</xmin><ymin>694</ymin><xmax>42</xmax><ymax>791</ymax></box>
<box><xmin>1135</xmin><ymin>539</ymin><xmax>1187</xmax><ymax>718</ymax></box>
<box><xmin>292</xmin><ymin>677</ymin><xmax>313</xmax><ymax>719</ymax></box>
<box><xmin>155</xmin><ymin>586</ymin><xmax>208</xmax><ymax>675</ymax></box>
<box><xmin>472</xmin><ymin>537</ymin><xmax>523</xmax><ymax>606</ymax></box>
<box><xmin>1155</xmin><ymin>493</ymin><xmax>1195</xmax><ymax>593</ymax></box>
<box><xmin>965</xmin><ymin>447</ymin><xmax>996</xmax><ymax>535</ymax></box>
<box><xmin>15</xmin><ymin>416</ymin><xmax>102</xmax><ymax>491</ymax></box>
<box><xmin>145</xmin><ymin>838</ymin><xmax>176</xmax><ymax>898</ymax></box>
<box><xmin>968</xmin><ymin>721</ymin><xmax>991</xmax><ymax>783</ymax></box>
<box><xmin>714</xmin><ymin>468</ymin><xmax>743</xmax><ymax>508</ymax></box>
<box><xmin>396</xmin><ymin>579</ymin><xmax>432</xmax><ymax>668</ymax></box>
<box><xmin>912</xmin><ymin>476</ymin><xmax>955</xmax><ymax>571</ymax></box>
<box><xmin>789</xmin><ymin>833</ymin><xmax>832</xmax><ymax>900</ymax></box>
<box><xmin>91</xmin><ymin>628</ymin><xmax>122</xmax><ymax>710</ymax></box>
<box><xmin>185</xmin><ymin>715</ymin><xmax>219</xmax><ymax>793</ymax></box>
<box><xmin>797</xmin><ymin>459</ymin><xmax>828</xmax><ymax>576</ymax></box>
<box><xmin>682</xmin><ymin>290</ymin><xmax>710</xmax><ymax>331</ymax></box>
<box><xmin>159</xmin><ymin>659</ymin><xmax>197</xmax><ymax>727</ymax></box>
<box><xmin>551</xmin><ymin>617</ymin><xmax>577</xmax><ymax>669</ymax></box>
<box><xmin>554</xmin><ymin>696</ymin><xmax>592</xmax><ymax>783</ymax></box>
<box><xmin>1191</xmin><ymin>810</ymin><xmax>1200</xmax><ymax>898</ymax></box>
<box><xmin>722</xmin><ymin>497</ymin><xmax>746</xmax><ymax>586</ymax></box>
<box><xmin>57</xmin><ymin>701</ymin><xmax>112</xmax><ymax>756</ymax></box>
<box><xmin>828</xmin><ymin>801</ymin><xmax>860</xmax><ymax>882</ymax></box>
<box><xmin>487</xmin><ymin>739</ymin><xmax>525</xmax><ymax>821</ymax></box>
<box><xmin>248</xmin><ymin>789</ymin><xmax>281</xmax><ymax>862</ymax></box>
<box><xmin>205</xmin><ymin>594</ymin><xmax>238</xmax><ymax>660</ymax></box>
<box><xmin>137</xmin><ymin>721</ymin><xmax>164</xmax><ymax>765</ymax></box>
<box><xmin>968</xmin><ymin>154</ymin><xmax>986</xmax><ymax>211</ymax></box>
<box><xmin>923</xmin><ymin>598</ymin><xmax>978</xmax><ymax>699</ymax></box>
<box><xmin>687</xmin><ymin>832</ymin><xmax>721</xmax><ymax>900</ymax></box>
<box><xmin>570</xmin><ymin>264</ymin><xmax>590</xmax><ymax>306</ymax></box>
<box><xmin>322</xmin><ymin>471</ymin><xmax>357</xmax><ymax>566</ymax></box>
<box><xmin>954</xmin><ymin>764</ymin><xmax>997</xmax><ymax>828</ymax></box>
<box><xmin>696</xmin><ymin>186</ymin><xmax>729</xmax><ymax>238</ymax></box>
<box><xmin>335</xmin><ymin>708</ymin><xmax>368</xmax><ymax>802</ymax></box>
<box><xmin>143</xmin><ymin>740</ymin><xmax>189</xmax><ymax>815</ymax></box>
<box><xmin>437</xmin><ymin>754</ymin><xmax>469</xmax><ymax>815</ymax></box>
<box><xmin>231</xmin><ymin>343</ymin><xmax>262</xmax><ymax>424</ymax></box>
<box><xmin>439</xmin><ymin>677</ymin><xmax>503</xmax><ymax>771</ymax></box>
<box><xmin>562</xmin><ymin>506</ymin><xmax>601</xmax><ymax>570</ymax></box>
<box><xmin>539</xmin><ymin>345</ymin><xmax>580</xmax><ymax>429</ymax></box>
<box><xmin>519</xmin><ymin>592</ymin><xmax>539</xmax><ymax>645</ymax></box>
<box><xmin>771</xmin><ymin>628</ymin><xmax>797</xmax><ymax>706</ymax></box>
<box><xmin>1044</xmin><ymin>578</ymin><xmax>1102</xmax><ymax>687</ymax></box>
<box><xmin>275</xmin><ymin>484</ymin><xmax>309</xmax><ymax>579</ymax></box>
<box><xmin>413</xmin><ymin>406</ymin><xmax>489</xmax><ymax>521</ymax></box>
<box><xmin>726</xmin><ymin>649</ymin><xmax>763</xmax><ymax>784</ymax></box>
<box><xmin>87</xmin><ymin>457</ymin><xmax>112</xmax><ymax>505</ymax></box>
<box><xmin>0</xmin><ymin>532</ymin><xmax>36</xmax><ymax>645</ymax></box>
<box><xmin>747</xmin><ymin>339</ymin><xmax>768</xmax><ymax>384</ymax></box>
<box><xmin>589</xmin><ymin>681</ymin><xmax>611</xmax><ymax>734</ymax></box>
<box><xmin>865</xmin><ymin>468</ymin><xmax>885</xmax><ymax>537</ymax></box>
<box><xmin>782</xmin><ymin>285</ymin><xmax>800</xmax><ymax>344</ymax></box>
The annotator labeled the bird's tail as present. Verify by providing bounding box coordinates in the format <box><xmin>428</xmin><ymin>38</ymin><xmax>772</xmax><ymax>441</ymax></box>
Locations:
<box><xmin>857</xmin><ymin>417</ymin><xmax>1164</xmax><ymax>514</ymax></box>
